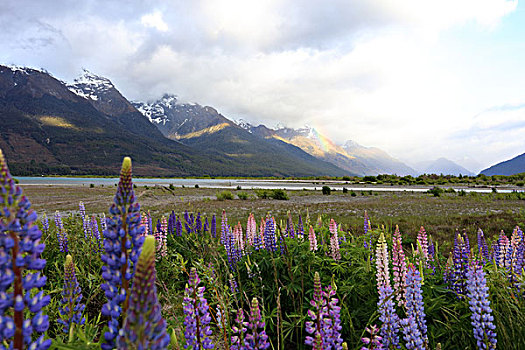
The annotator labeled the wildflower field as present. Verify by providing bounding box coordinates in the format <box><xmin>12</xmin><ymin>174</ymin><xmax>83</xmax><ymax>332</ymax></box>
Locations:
<box><xmin>1</xmin><ymin>151</ymin><xmax>525</xmax><ymax>350</ymax></box>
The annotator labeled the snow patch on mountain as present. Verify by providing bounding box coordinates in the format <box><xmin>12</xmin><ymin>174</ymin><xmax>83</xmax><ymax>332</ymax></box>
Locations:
<box><xmin>67</xmin><ymin>69</ymin><xmax>114</xmax><ymax>101</ymax></box>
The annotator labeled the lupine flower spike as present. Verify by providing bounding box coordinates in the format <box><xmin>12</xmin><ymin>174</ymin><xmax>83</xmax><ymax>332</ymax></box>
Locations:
<box><xmin>182</xmin><ymin>268</ymin><xmax>214</xmax><ymax>349</ymax></box>
<box><xmin>54</xmin><ymin>210</ymin><xmax>68</xmax><ymax>253</ymax></box>
<box><xmin>245</xmin><ymin>298</ymin><xmax>270</xmax><ymax>350</ymax></box>
<box><xmin>231</xmin><ymin>308</ymin><xmax>247</xmax><ymax>350</ymax></box>
<box><xmin>392</xmin><ymin>225</ymin><xmax>407</xmax><ymax>307</ymax></box>
<box><xmin>0</xmin><ymin>149</ymin><xmax>51</xmax><ymax>350</ymax></box>
<box><xmin>100</xmin><ymin>157</ymin><xmax>145</xmax><ymax>350</ymax></box>
<box><xmin>117</xmin><ymin>236</ymin><xmax>170</xmax><ymax>349</ymax></box>
<box><xmin>41</xmin><ymin>213</ymin><xmax>49</xmax><ymax>235</ymax></box>
<box><xmin>329</xmin><ymin>219</ymin><xmax>341</xmax><ymax>260</ymax></box>
<box><xmin>466</xmin><ymin>263</ymin><xmax>497</xmax><ymax>350</ymax></box>
<box><xmin>400</xmin><ymin>264</ymin><xmax>428</xmax><ymax>349</ymax></box>
<box><xmin>308</xmin><ymin>225</ymin><xmax>318</xmax><ymax>252</ymax></box>
<box><xmin>58</xmin><ymin>255</ymin><xmax>85</xmax><ymax>336</ymax></box>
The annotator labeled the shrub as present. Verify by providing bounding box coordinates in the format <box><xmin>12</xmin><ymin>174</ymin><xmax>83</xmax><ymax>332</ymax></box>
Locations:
<box><xmin>169</xmin><ymin>183</ymin><xmax>175</xmax><ymax>190</ymax></box>
<box><xmin>322</xmin><ymin>186</ymin><xmax>331</xmax><ymax>195</ymax></box>
<box><xmin>517</xmin><ymin>181</ymin><xmax>524</xmax><ymax>187</ymax></box>
<box><xmin>90</xmin><ymin>183</ymin><xmax>95</xmax><ymax>188</ymax></box>
<box><xmin>270</xmin><ymin>189</ymin><xmax>289</xmax><ymax>200</ymax></box>
<box><xmin>236</xmin><ymin>185</ymin><xmax>242</xmax><ymax>190</ymax></box>
<box><xmin>445</xmin><ymin>187</ymin><xmax>456</xmax><ymax>193</ymax></box>
<box><xmin>216</xmin><ymin>190</ymin><xmax>234</xmax><ymax>200</ymax></box>
<box><xmin>237</xmin><ymin>191</ymin><xmax>249</xmax><ymax>200</ymax></box>
<box><xmin>342</xmin><ymin>187</ymin><xmax>348</xmax><ymax>194</ymax></box>
<box><xmin>350</xmin><ymin>191</ymin><xmax>357</xmax><ymax>197</ymax></box>
<box><xmin>195</xmin><ymin>184</ymin><xmax>199</xmax><ymax>188</ymax></box>
<box><xmin>255</xmin><ymin>189</ymin><xmax>270</xmax><ymax>199</ymax></box>
<box><xmin>428</xmin><ymin>186</ymin><xmax>443</xmax><ymax>197</ymax></box>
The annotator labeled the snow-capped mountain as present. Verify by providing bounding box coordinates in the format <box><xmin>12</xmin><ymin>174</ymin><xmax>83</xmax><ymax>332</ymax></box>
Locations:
<box><xmin>67</xmin><ymin>69</ymin><xmax>115</xmax><ymax>101</ymax></box>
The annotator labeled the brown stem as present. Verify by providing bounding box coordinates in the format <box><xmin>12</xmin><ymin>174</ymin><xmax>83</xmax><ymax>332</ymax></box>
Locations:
<box><xmin>9</xmin><ymin>231</ymin><xmax>23</xmax><ymax>350</ymax></box>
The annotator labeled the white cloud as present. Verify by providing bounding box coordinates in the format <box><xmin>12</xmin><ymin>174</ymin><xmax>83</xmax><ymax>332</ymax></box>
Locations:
<box><xmin>140</xmin><ymin>11</ymin><xmax>169</xmax><ymax>32</ymax></box>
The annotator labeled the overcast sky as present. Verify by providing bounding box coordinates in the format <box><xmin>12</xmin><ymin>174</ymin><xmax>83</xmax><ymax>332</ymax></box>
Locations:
<box><xmin>1</xmin><ymin>0</ymin><xmax>524</xmax><ymax>172</ymax></box>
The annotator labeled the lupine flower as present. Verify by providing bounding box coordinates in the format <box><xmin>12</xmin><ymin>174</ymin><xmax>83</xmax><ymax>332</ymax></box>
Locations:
<box><xmin>231</xmin><ymin>308</ymin><xmax>247</xmax><ymax>350</ymax></box>
<box><xmin>286</xmin><ymin>211</ymin><xmax>295</xmax><ymax>238</ymax></box>
<box><xmin>196</xmin><ymin>213</ymin><xmax>202</xmax><ymax>234</ymax></box>
<box><xmin>466</xmin><ymin>263</ymin><xmax>497</xmax><ymax>350</ymax></box>
<box><xmin>375</xmin><ymin>232</ymin><xmax>390</xmax><ymax>292</ymax></box>
<box><xmin>451</xmin><ymin>232</ymin><xmax>470</xmax><ymax>296</ymax></box>
<box><xmin>477</xmin><ymin>229</ymin><xmax>490</xmax><ymax>264</ymax></box>
<box><xmin>184</xmin><ymin>211</ymin><xmax>193</xmax><ymax>234</ymax></box>
<box><xmin>229</xmin><ymin>274</ymin><xmax>239</xmax><ymax>294</ymax></box>
<box><xmin>259</xmin><ymin>218</ymin><xmax>266</xmax><ymax>249</ymax></box>
<box><xmin>203</xmin><ymin>218</ymin><xmax>209</xmax><ymax>234</ymax></box>
<box><xmin>363</xmin><ymin>211</ymin><xmax>371</xmax><ymax>250</ymax></box>
<box><xmin>305</xmin><ymin>272</ymin><xmax>343</xmax><ymax>350</ymax></box>
<box><xmin>100</xmin><ymin>213</ymin><xmax>107</xmax><ymax>233</ymax></box>
<box><xmin>330</xmin><ymin>219</ymin><xmax>341</xmax><ymax>260</ymax></box>
<box><xmin>297</xmin><ymin>215</ymin><xmax>304</xmax><ymax>239</ymax></box>
<box><xmin>183</xmin><ymin>268</ymin><xmax>214</xmax><ymax>349</ymax></box>
<box><xmin>167</xmin><ymin>211</ymin><xmax>175</xmax><ymax>236</ymax></box>
<box><xmin>79</xmin><ymin>201</ymin><xmax>90</xmax><ymax>240</ymax></box>
<box><xmin>401</xmin><ymin>265</ymin><xmax>428</xmax><ymax>349</ymax></box>
<box><xmin>264</xmin><ymin>217</ymin><xmax>277</xmax><ymax>253</ymax></box>
<box><xmin>100</xmin><ymin>157</ymin><xmax>145</xmax><ymax>350</ymax></box>
<box><xmin>91</xmin><ymin>215</ymin><xmax>103</xmax><ymax>253</ymax></box>
<box><xmin>140</xmin><ymin>212</ymin><xmax>149</xmax><ymax>236</ymax></box>
<box><xmin>41</xmin><ymin>213</ymin><xmax>49</xmax><ymax>235</ymax></box>
<box><xmin>392</xmin><ymin>225</ymin><xmax>407</xmax><ymax>307</ymax></box>
<box><xmin>377</xmin><ymin>285</ymin><xmax>400</xmax><ymax>348</ymax></box>
<box><xmin>54</xmin><ymin>210</ymin><xmax>68</xmax><ymax>253</ymax></box>
<box><xmin>156</xmin><ymin>216</ymin><xmax>168</xmax><ymax>259</ymax></box>
<box><xmin>58</xmin><ymin>255</ymin><xmax>85</xmax><ymax>334</ymax></box>
<box><xmin>245</xmin><ymin>298</ymin><xmax>269</xmax><ymax>350</ymax></box>
<box><xmin>221</xmin><ymin>210</ymin><xmax>228</xmax><ymax>245</ymax></box>
<box><xmin>0</xmin><ymin>149</ymin><xmax>51</xmax><ymax>350</ymax></box>
<box><xmin>211</xmin><ymin>215</ymin><xmax>216</xmax><ymax>239</ymax></box>
<box><xmin>416</xmin><ymin>226</ymin><xmax>429</xmax><ymax>264</ymax></box>
<box><xmin>361</xmin><ymin>325</ymin><xmax>383</xmax><ymax>350</ymax></box>
<box><xmin>308</xmin><ymin>226</ymin><xmax>318</xmax><ymax>252</ymax></box>
<box><xmin>117</xmin><ymin>236</ymin><xmax>170</xmax><ymax>349</ymax></box>
<box><xmin>234</xmin><ymin>222</ymin><xmax>245</xmax><ymax>256</ymax></box>
<box><xmin>246</xmin><ymin>213</ymin><xmax>256</xmax><ymax>247</ymax></box>
<box><xmin>176</xmin><ymin>217</ymin><xmax>183</xmax><ymax>237</ymax></box>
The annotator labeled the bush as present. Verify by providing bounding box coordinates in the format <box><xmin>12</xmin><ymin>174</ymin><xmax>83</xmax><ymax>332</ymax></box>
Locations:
<box><xmin>270</xmin><ymin>189</ymin><xmax>289</xmax><ymax>200</ymax></box>
<box><xmin>445</xmin><ymin>187</ymin><xmax>456</xmax><ymax>193</ymax></box>
<box><xmin>517</xmin><ymin>181</ymin><xmax>524</xmax><ymax>187</ymax></box>
<box><xmin>322</xmin><ymin>186</ymin><xmax>331</xmax><ymax>195</ymax></box>
<box><xmin>255</xmin><ymin>189</ymin><xmax>270</xmax><ymax>199</ymax></box>
<box><xmin>459</xmin><ymin>189</ymin><xmax>466</xmax><ymax>196</ymax></box>
<box><xmin>195</xmin><ymin>184</ymin><xmax>199</xmax><ymax>188</ymax></box>
<box><xmin>169</xmin><ymin>183</ymin><xmax>175</xmax><ymax>190</ymax></box>
<box><xmin>350</xmin><ymin>191</ymin><xmax>357</xmax><ymax>197</ymax></box>
<box><xmin>90</xmin><ymin>183</ymin><xmax>94</xmax><ymax>188</ymax></box>
<box><xmin>237</xmin><ymin>191</ymin><xmax>249</xmax><ymax>200</ymax></box>
<box><xmin>216</xmin><ymin>190</ymin><xmax>234</xmax><ymax>200</ymax></box>
<box><xmin>428</xmin><ymin>186</ymin><xmax>444</xmax><ymax>197</ymax></box>
<box><xmin>342</xmin><ymin>187</ymin><xmax>348</xmax><ymax>194</ymax></box>
<box><xmin>236</xmin><ymin>185</ymin><xmax>242</xmax><ymax>190</ymax></box>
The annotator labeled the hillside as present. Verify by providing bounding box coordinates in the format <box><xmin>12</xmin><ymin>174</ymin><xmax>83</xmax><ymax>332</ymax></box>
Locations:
<box><xmin>481</xmin><ymin>153</ymin><xmax>525</xmax><ymax>176</ymax></box>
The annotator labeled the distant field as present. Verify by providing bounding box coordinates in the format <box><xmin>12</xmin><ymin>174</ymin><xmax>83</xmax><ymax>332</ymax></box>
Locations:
<box><xmin>25</xmin><ymin>183</ymin><xmax>525</xmax><ymax>252</ymax></box>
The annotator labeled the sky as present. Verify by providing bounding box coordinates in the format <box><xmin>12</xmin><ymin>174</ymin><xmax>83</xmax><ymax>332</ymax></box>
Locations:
<box><xmin>1</xmin><ymin>0</ymin><xmax>525</xmax><ymax>172</ymax></box>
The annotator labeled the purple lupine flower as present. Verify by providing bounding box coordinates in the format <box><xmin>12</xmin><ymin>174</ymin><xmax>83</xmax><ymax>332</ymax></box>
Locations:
<box><xmin>100</xmin><ymin>157</ymin><xmax>145</xmax><ymax>350</ymax></box>
<box><xmin>156</xmin><ymin>216</ymin><xmax>168</xmax><ymax>259</ymax></box>
<box><xmin>221</xmin><ymin>210</ymin><xmax>228</xmax><ymax>245</ymax></box>
<box><xmin>91</xmin><ymin>215</ymin><xmax>103</xmax><ymax>253</ymax></box>
<box><xmin>231</xmin><ymin>308</ymin><xmax>247</xmax><ymax>350</ymax></box>
<box><xmin>184</xmin><ymin>211</ymin><xmax>193</xmax><ymax>234</ymax></box>
<box><xmin>176</xmin><ymin>216</ymin><xmax>183</xmax><ymax>237</ymax></box>
<box><xmin>117</xmin><ymin>236</ymin><xmax>170</xmax><ymax>349</ymax></box>
<box><xmin>58</xmin><ymin>255</ymin><xmax>85</xmax><ymax>334</ymax></box>
<box><xmin>79</xmin><ymin>201</ymin><xmax>90</xmax><ymax>240</ymax></box>
<box><xmin>100</xmin><ymin>213</ymin><xmax>107</xmax><ymax>233</ymax></box>
<box><xmin>224</xmin><ymin>226</ymin><xmax>238</xmax><ymax>271</ymax></box>
<box><xmin>377</xmin><ymin>285</ymin><xmax>400</xmax><ymax>348</ymax></box>
<box><xmin>466</xmin><ymin>263</ymin><xmax>497</xmax><ymax>350</ymax></box>
<box><xmin>450</xmin><ymin>232</ymin><xmax>469</xmax><ymax>296</ymax></box>
<box><xmin>229</xmin><ymin>274</ymin><xmax>239</xmax><ymax>294</ymax></box>
<box><xmin>41</xmin><ymin>213</ymin><xmax>49</xmax><ymax>235</ymax></box>
<box><xmin>263</xmin><ymin>217</ymin><xmax>277</xmax><ymax>253</ymax></box>
<box><xmin>245</xmin><ymin>298</ymin><xmax>269</xmax><ymax>350</ymax></box>
<box><xmin>477</xmin><ymin>229</ymin><xmax>490</xmax><ymax>264</ymax></box>
<box><xmin>286</xmin><ymin>211</ymin><xmax>295</xmax><ymax>239</ymax></box>
<box><xmin>167</xmin><ymin>211</ymin><xmax>175</xmax><ymax>236</ymax></box>
<box><xmin>211</xmin><ymin>214</ymin><xmax>216</xmax><ymax>239</ymax></box>
<box><xmin>54</xmin><ymin>210</ymin><xmax>68</xmax><ymax>253</ymax></box>
<box><xmin>363</xmin><ymin>210</ymin><xmax>372</xmax><ymax>251</ymax></box>
<box><xmin>297</xmin><ymin>214</ymin><xmax>304</xmax><ymax>238</ymax></box>
<box><xmin>196</xmin><ymin>212</ymin><xmax>202</xmax><ymax>234</ymax></box>
<box><xmin>183</xmin><ymin>268</ymin><xmax>214</xmax><ymax>349</ymax></box>
<box><xmin>203</xmin><ymin>217</ymin><xmax>209</xmax><ymax>234</ymax></box>
<box><xmin>0</xmin><ymin>149</ymin><xmax>51</xmax><ymax>350</ymax></box>
<box><xmin>330</xmin><ymin>219</ymin><xmax>341</xmax><ymax>260</ymax></box>
<box><xmin>392</xmin><ymin>225</ymin><xmax>407</xmax><ymax>307</ymax></box>
<box><xmin>401</xmin><ymin>265</ymin><xmax>428</xmax><ymax>349</ymax></box>
<box><xmin>305</xmin><ymin>272</ymin><xmax>343</xmax><ymax>350</ymax></box>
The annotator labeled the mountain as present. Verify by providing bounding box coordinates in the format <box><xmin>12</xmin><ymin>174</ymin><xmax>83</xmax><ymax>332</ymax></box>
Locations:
<box><xmin>421</xmin><ymin>158</ymin><xmax>474</xmax><ymax>176</ymax></box>
<box><xmin>480</xmin><ymin>153</ymin><xmax>525</xmax><ymax>176</ymax></box>
<box><xmin>0</xmin><ymin>65</ymin><xmax>229</xmax><ymax>176</ymax></box>
<box><xmin>133</xmin><ymin>96</ymin><xmax>347</xmax><ymax>176</ymax></box>
<box><xmin>239</xmin><ymin>123</ymin><xmax>415</xmax><ymax>176</ymax></box>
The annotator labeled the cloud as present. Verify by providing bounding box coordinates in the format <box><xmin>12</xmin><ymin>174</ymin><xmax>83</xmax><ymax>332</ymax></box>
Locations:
<box><xmin>0</xmin><ymin>0</ymin><xmax>520</xmax><ymax>167</ymax></box>
<box><xmin>141</xmin><ymin>11</ymin><xmax>169</xmax><ymax>32</ymax></box>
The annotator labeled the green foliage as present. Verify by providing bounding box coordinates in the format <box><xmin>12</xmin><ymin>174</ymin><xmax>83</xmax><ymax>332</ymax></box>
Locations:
<box><xmin>255</xmin><ymin>189</ymin><xmax>270</xmax><ymax>199</ymax></box>
<box><xmin>322</xmin><ymin>186</ymin><xmax>331</xmax><ymax>195</ymax></box>
<box><xmin>270</xmin><ymin>189</ymin><xmax>289</xmax><ymax>200</ymax></box>
<box><xmin>216</xmin><ymin>190</ymin><xmax>234</xmax><ymax>200</ymax></box>
<box><xmin>428</xmin><ymin>186</ymin><xmax>444</xmax><ymax>197</ymax></box>
<box><xmin>342</xmin><ymin>187</ymin><xmax>348</xmax><ymax>194</ymax></box>
<box><xmin>237</xmin><ymin>191</ymin><xmax>249</xmax><ymax>200</ymax></box>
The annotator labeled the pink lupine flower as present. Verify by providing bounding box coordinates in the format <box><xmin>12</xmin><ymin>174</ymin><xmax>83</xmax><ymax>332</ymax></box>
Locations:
<box><xmin>392</xmin><ymin>225</ymin><xmax>407</xmax><ymax>307</ymax></box>
<box><xmin>309</xmin><ymin>225</ymin><xmax>318</xmax><ymax>252</ymax></box>
<box><xmin>329</xmin><ymin>219</ymin><xmax>341</xmax><ymax>260</ymax></box>
<box><xmin>416</xmin><ymin>226</ymin><xmax>429</xmax><ymax>263</ymax></box>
